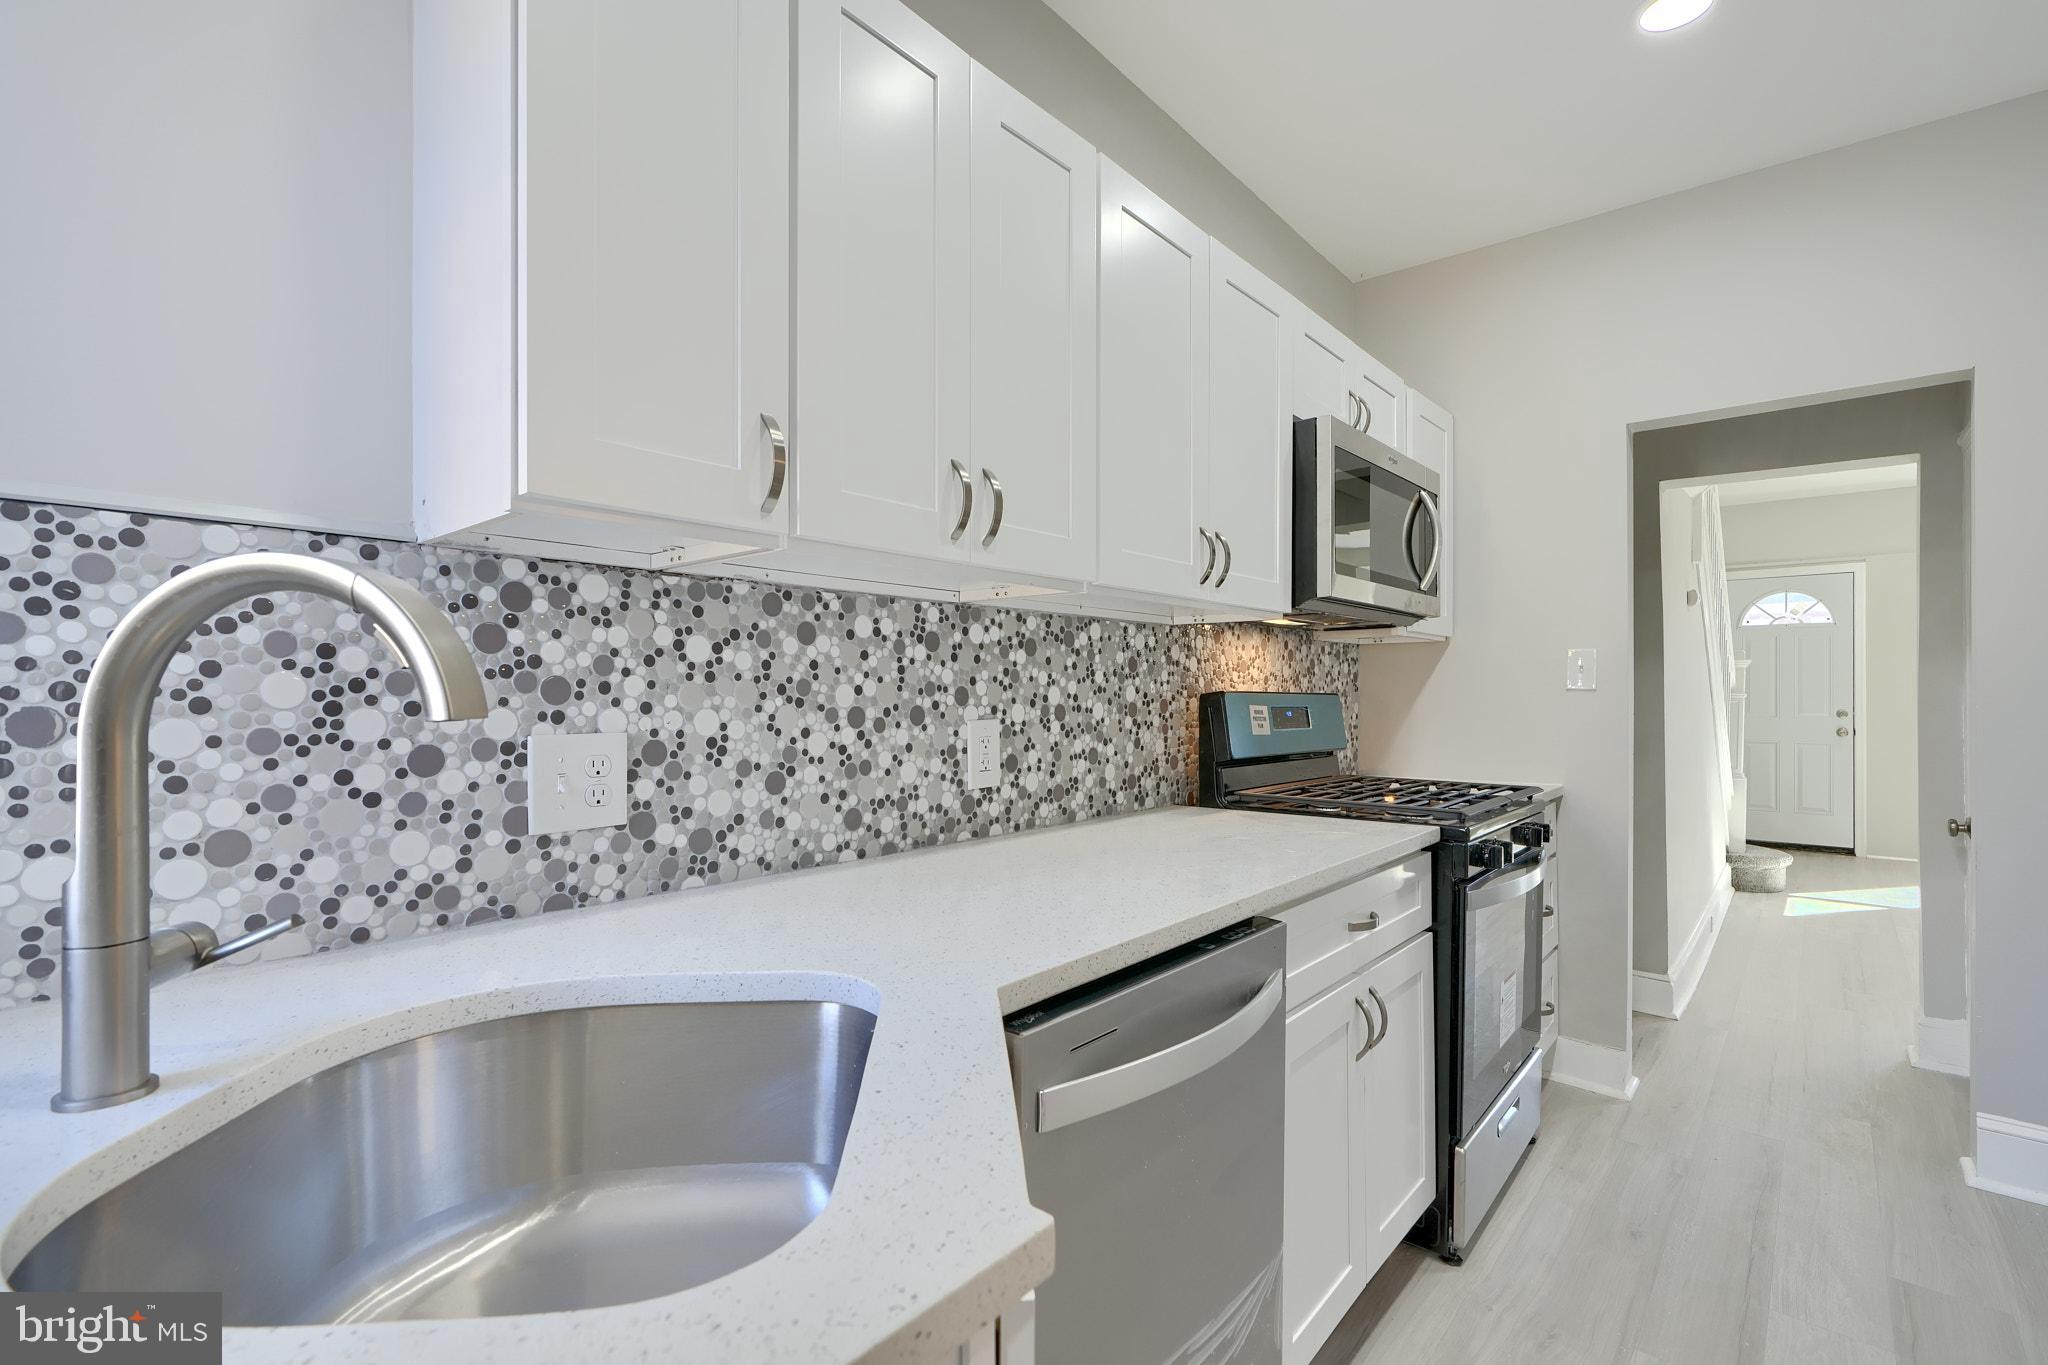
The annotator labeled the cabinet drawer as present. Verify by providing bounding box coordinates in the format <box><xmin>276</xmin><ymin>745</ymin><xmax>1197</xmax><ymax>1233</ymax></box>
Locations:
<box><xmin>1275</xmin><ymin>852</ymin><xmax>1431</xmax><ymax>1007</ymax></box>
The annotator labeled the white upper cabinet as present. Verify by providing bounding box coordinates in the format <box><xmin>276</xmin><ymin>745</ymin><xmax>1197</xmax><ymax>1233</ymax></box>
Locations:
<box><xmin>1292</xmin><ymin>311</ymin><xmax>1357</xmax><ymax>423</ymax></box>
<box><xmin>967</xmin><ymin>66</ymin><xmax>1097</xmax><ymax>583</ymax></box>
<box><xmin>1354</xmin><ymin>347</ymin><xmax>1406</xmax><ymax>453</ymax></box>
<box><xmin>414</xmin><ymin>0</ymin><xmax>791</xmax><ymax>563</ymax></box>
<box><xmin>1205</xmin><ymin>243</ymin><xmax>1293</xmax><ymax>614</ymax></box>
<box><xmin>794</xmin><ymin>0</ymin><xmax>971</xmax><ymax>558</ymax></box>
<box><xmin>1096</xmin><ymin>158</ymin><xmax>1213</xmax><ymax>601</ymax></box>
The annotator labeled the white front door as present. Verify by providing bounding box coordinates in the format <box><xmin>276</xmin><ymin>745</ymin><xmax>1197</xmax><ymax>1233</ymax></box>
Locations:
<box><xmin>1735</xmin><ymin>569</ymin><xmax>1856</xmax><ymax>849</ymax></box>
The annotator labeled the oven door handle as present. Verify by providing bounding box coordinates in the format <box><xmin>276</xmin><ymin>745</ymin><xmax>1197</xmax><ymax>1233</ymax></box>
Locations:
<box><xmin>1034</xmin><ymin>970</ymin><xmax>1283</xmax><ymax>1134</ymax></box>
<box><xmin>1465</xmin><ymin>851</ymin><xmax>1545</xmax><ymax>909</ymax></box>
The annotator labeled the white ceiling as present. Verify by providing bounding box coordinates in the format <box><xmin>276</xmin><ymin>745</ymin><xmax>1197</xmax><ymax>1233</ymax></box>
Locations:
<box><xmin>1687</xmin><ymin>457</ymin><xmax>1918</xmax><ymax>506</ymax></box>
<box><xmin>1044</xmin><ymin>0</ymin><xmax>2048</xmax><ymax>279</ymax></box>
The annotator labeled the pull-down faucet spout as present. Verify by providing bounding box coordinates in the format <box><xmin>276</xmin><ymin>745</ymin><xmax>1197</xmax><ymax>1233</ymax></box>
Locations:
<box><xmin>52</xmin><ymin>552</ymin><xmax>488</xmax><ymax>1112</ymax></box>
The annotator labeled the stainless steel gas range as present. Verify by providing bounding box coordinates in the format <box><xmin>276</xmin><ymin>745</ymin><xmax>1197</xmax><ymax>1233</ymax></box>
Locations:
<box><xmin>1197</xmin><ymin>690</ymin><xmax>1550</xmax><ymax>1262</ymax></box>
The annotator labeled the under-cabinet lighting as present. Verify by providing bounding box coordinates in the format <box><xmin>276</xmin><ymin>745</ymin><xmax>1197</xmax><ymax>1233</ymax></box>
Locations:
<box><xmin>1637</xmin><ymin>0</ymin><xmax>1713</xmax><ymax>33</ymax></box>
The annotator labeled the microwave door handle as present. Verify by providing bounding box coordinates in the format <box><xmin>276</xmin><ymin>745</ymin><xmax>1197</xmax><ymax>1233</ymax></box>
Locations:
<box><xmin>1399</xmin><ymin>493</ymin><xmax>1424</xmax><ymax>584</ymax></box>
<box><xmin>1418</xmin><ymin>490</ymin><xmax>1443</xmax><ymax>592</ymax></box>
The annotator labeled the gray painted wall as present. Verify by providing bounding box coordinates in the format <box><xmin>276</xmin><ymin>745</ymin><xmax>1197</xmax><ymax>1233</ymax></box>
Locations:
<box><xmin>900</xmin><ymin>0</ymin><xmax>1358</xmax><ymax>325</ymax></box>
<box><xmin>1631</xmin><ymin>385</ymin><xmax>1969</xmax><ymax>1024</ymax></box>
<box><xmin>1350</xmin><ymin>93</ymin><xmax>2045</xmax><ymax>1127</ymax></box>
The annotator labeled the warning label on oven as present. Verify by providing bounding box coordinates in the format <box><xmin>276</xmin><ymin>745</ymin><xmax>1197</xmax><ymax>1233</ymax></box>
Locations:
<box><xmin>1499</xmin><ymin>972</ymin><xmax>1520</xmax><ymax>1048</ymax></box>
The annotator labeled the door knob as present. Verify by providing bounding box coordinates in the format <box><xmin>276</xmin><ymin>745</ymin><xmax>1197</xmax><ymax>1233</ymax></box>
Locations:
<box><xmin>1835</xmin><ymin>726</ymin><xmax>1850</xmax><ymax>737</ymax></box>
<box><xmin>1948</xmin><ymin>817</ymin><xmax>1972</xmax><ymax>838</ymax></box>
<box><xmin>1836</xmin><ymin>709</ymin><xmax>1850</xmax><ymax>718</ymax></box>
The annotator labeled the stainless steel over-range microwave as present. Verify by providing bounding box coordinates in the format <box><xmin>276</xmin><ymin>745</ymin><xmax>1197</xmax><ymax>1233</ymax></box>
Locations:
<box><xmin>1289</xmin><ymin>414</ymin><xmax>1442</xmax><ymax>628</ymax></box>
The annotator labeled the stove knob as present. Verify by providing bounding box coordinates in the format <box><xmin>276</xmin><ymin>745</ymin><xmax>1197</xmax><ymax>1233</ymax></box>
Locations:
<box><xmin>1470</xmin><ymin>839</ymin><xmax>1512</xmax><ymax>871</ymax></box>
<box><xmin>1511</xmin><ymin>821</ymin><xmax>1553</xmax><ymax>847</ymax></box>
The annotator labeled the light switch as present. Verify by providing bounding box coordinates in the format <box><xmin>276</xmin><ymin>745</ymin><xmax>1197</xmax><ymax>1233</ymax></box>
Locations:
<box><xmin>1566</xmin><ymin>649</ymin><xmax>1598</xmax><ymax>691</ymax></box>
<box><xmin>528</xmin><ymin>731</ymin><xmax>629</xmax><ymax>834</ymax></box>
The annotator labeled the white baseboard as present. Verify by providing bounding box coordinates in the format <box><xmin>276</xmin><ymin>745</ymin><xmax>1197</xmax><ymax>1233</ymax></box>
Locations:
<box><xmin>1632</xmin><ymin>874</ymin><xmax>1733</xmax><ymax>1020</ymax></box>
<box><xmin>1547</xmin><ymin>1036</ymin><xmax>1640</xmax><ymax>1101</ymax></box>
<box><xmin>1961</xmin><ymin>1113</ymin><xmax>2048</xmax><ymax>1207</ymax></box>
<box><xmin>1908</xmin><ymin>1014</ymin><xmax>1970</xmax><ymax>1077</ymax></box>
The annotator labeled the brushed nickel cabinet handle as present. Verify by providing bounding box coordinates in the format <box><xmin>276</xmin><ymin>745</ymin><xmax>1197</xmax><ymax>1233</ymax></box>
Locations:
<box><xmin>1949</xmin><ymin>817</ymin><xmax>1972</xmax><ymax>838</ymax></box>
<box><xmin>980</xmin><ymin>468</ymin><xmax>1004</xmax><ymax>548</ymax></box>
<box><xmin>1348</xmin><ymin>912</ymin><xmax>1381</xmax><ymax>933</ymax></box>
<box><xmin>1354</xmin><ymin>995</ymin><xmax>1379</xmax><ymax>1058</ymax></box>
<box><xmin>1197</xmin><ymin>528</ymin><xmax>1217</xmax><ymax>585</ymax></box>
<box><xmin>759</xmin><ymin>413</ymin><xmax>788</xmax><ymax>515</ymax></box>
<box><xmin>949</xmin><ymin>460</ymin><xmax>973</xmax><ymax>542</ymax></box>
<box><xmin>1369</xmin><ymin>986</ymin><xmax>1389</xmax><ymax>1044</ymax></box>
<box><xmin>1215</xmin><ymin>533</ymin><xmax>1232</xmax><ymax>588</ymax></box>
<box><xmin>1358</xmin><ymin>396</ymin><xmax>1373</xmax><ymax>435</ymax></box>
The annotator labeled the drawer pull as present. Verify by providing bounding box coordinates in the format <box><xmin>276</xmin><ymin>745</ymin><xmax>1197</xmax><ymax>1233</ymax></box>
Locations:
<box><xmin>1541</xmin><ymin>1003</ymin><xmax>1555</xmax><ymax>1017</ymax></box>
<box><xmin>1543</xmin><ymin>906</ymin><xmax>1556</xmax><ymax>919</ymax></box>
<box><xmin>1348</xmin><ymin>912</ymin><xmax>1381</xmax><ymax>933</ymax></box>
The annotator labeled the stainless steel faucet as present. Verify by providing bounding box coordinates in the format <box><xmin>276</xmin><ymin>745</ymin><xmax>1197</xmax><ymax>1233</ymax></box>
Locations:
<box><xmin>52</xmin><ymin>552</ymin><xmax>489</xmax><ymax>1113</ymax></box>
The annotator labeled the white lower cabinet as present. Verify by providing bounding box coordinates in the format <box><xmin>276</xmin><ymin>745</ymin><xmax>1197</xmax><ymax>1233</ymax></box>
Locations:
<box><xmin>1282</xmin><ymin>929</ymin><xmax>1436</xmax><ymax>1365</ymax></box>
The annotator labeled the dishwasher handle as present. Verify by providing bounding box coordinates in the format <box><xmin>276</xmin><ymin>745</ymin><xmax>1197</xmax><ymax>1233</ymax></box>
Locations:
<box><xmin>1034</xmin><ymin>970</ymin><xmax>1284</xmax><ymax>1134</ymax></box>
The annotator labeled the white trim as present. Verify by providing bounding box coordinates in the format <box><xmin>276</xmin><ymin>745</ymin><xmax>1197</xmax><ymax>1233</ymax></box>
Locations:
<box><xmin>1961</xmin><ymin>1113</ymin><xmax>2048</xmax><ymax>1207</ymax></box>
<box><xmin>1908</xmin><ymin>1014</ymin><xmax>1970</xmax><ymax>1077</ymax></box>
<box><xmin>1633</xmin><ymin>872</ymin><xmax>1732</xmax><ymax>1019</ymax></box>
<box><xmin>1729</xmin><ymin>560</ymin><xmax>1869</xmax><ymax>856</ymax></box>
<box><xmin>0</xmin><ymin>480</ymin><xmax>417</xmax><ymax>544</ymax></box>
<box><xmin>1546</xmin><ymin>1037</ymin><xmax>1640</xmax><ymax>1101</ymax></box>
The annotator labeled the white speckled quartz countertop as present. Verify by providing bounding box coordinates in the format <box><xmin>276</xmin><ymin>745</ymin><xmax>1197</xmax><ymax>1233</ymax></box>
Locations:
<box><xmin>0</xmin><ymin>807</ymin><xmax>1435</xmax><ymax>1364</ymax></box>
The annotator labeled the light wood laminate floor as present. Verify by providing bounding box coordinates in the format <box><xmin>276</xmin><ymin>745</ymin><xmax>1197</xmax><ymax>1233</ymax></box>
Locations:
<box><xmin>1320</xmin><ymin>854</ymin><xmax>2048</xmax><ymax>1365</ymax></box>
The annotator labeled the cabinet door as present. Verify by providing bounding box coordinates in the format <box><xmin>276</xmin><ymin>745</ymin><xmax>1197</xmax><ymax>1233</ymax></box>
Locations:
<box><xmin>521</xmin><ymin>0</ymin><xmax>789</xmax><ymax>532</ymax></box>
<box><xmin>1204</xmin><ymin>243</ymin><xmax>1292</xmax><ymax>614</ymax></box>
<box><xmin>1354</xmin><ymin>348</ymin><xmax>1406</xmax><ymax>452</ymax></box>
<box><xmin>1096</xmin><ymin>157</ymin><xmax>1211</xmax><ymax>600</ymax></box>
<box><xmin>1400</xmin><ymin>389</ymin><xmax>1452</xmax><ymax>640</ymax></box>
<box><xmin>1282</xmin><ymin>980</ymin><xmax>1368</xmax><ymax>1365</ymax></box>
<box><xmin>1359</xmin><ymin>932</ymin><xmax>1437</xmax><ymax>1272</ymax></box>
<box><xmin>967</xmin><ymin>66</ymin><xmax>1096</xmax><ymax>583</ymax></box>
<box><xmin>795</xmin><ymin>0</ymin><xmax>970</xmax><ymax>556</ymax></box>
<box><xmin>1292</xmin><ymin>311</ymin><xmax>1358</xmax><ymax>423</ymax></box>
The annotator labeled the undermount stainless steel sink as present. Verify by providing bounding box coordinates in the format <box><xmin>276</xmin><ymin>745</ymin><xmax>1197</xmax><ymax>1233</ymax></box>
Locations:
<box><xmin>10</xmin><ymin>1001</ymin><xmax>876</xmax><ymax>1324</ymax></box>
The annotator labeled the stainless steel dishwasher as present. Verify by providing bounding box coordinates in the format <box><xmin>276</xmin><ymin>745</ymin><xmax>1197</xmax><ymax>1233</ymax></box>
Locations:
<box><xmin>1005</xmin><ymin>918</ymin><xmax>1285</xmax><ymax>1365</ymax></box>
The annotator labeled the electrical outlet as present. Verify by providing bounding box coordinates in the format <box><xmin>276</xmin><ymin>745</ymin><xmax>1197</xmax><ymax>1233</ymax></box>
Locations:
<box><xmin>965</xmin><ymin>717</ymin><xmax>1001</xmax><ymax>791</ymax></box>
<box><xmin>1566</xmin><ymin>648</ymin><xmax>1598</xmax><ymax>691</ymax></box>
<box><xmin>528</xmin><ymin>731</ymin><xmax>629</xmax><ymax>834</ymax></box>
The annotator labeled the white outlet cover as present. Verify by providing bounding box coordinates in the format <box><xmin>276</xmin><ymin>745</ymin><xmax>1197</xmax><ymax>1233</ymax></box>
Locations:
<box><xmin>965</xmin><ymin>717</ymin><xmax>1001</xmax><ymax>791</ymax></box>
<box><xmin>1566</xmin><ymin>648</ymin><xmax>1598</xmax><ymax>691</ymax></box>
<box><xmin>528</xmin><ymin>731</ymin><xmax>629</xmax><ymax>834</ymax></box>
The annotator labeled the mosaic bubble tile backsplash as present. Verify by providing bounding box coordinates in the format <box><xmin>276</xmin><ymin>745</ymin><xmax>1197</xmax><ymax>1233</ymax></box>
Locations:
<box><xmin>0</xmin><ymin>499</ymin><xmax>1360</xmax><ymax>1008</ymax></box>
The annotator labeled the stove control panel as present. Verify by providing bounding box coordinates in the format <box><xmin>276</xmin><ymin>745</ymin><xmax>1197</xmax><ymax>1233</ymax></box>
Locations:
<box><xmin>1202</xmin><ymin>691</ymin><xmax>1347</xmax><ymax>762</ymax></box>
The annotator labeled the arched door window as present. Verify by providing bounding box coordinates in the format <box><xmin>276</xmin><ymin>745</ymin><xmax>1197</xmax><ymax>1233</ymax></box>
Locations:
<box><xmin>1740</xmin><ymin>590</ymin><xmax>1834</xmax><ymax>626</ymax></box>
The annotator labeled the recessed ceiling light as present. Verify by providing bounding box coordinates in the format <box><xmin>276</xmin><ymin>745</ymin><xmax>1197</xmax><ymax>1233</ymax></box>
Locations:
<box><xmin>1638</xmin><ymin>0</ymin><xmax>1713</xmax><ymax>33</ymax></box>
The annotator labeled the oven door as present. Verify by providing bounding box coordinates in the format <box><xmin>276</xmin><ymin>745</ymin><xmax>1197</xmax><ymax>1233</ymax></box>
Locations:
<box><xmin>1456</xmin><ymin>850</ymin><xmax>1544</xmax><ymax>1138</ymax></box>
<box><xmin>1294</xmin><ymin>416</ymin><xmax>1442</xmax><ymax>622</ymax></box>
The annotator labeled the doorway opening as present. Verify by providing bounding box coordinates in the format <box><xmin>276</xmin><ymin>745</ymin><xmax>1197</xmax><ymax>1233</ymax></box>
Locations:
<box><xmin>1625</xmin><ymin>380</ymin><xmax>1969</xmax><ymax>1080</ymax></box>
